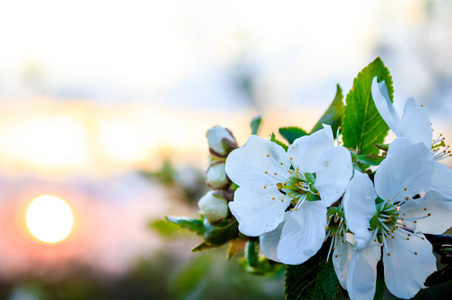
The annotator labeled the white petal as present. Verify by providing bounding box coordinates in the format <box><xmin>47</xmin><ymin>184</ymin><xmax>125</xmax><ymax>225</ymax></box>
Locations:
<box><xmin>346</xmin><ymin>241</ymin><xmax>382</xmax><ymax>300</ymax></box>
<box><xmin>276</xmin><ymin>201</ymin><xmax>327</xmax><ymax>265</ymax></box>
<box><xmin>428</xmin><ymin>161</ymin><xmax>452</xmax><ymax>200</ymax></box>
<box><xmin>375</xmin><ymin>138</ymin><xmax>434</xmax><ymax>203</ymax></box>
<box><xmin>371</xmin><ymin>77</ymin><xmax>400</xmax><ymax>134</ymax></box>
<box><xmin>398</xmin><ymin>98</ymin><xmax>432</xmax><ymax>149</ymax></box>
<box><xmin>399</xmin><ymin>191</ymin><xmax>452</xmax><ymax>234</ymax></box>
<box><xmin>287</xmin><ymin>124</ymin><xmax>334</xmax><ymax>173</ymax></box>
<box><xmin>343</xmin><ymin>171</ymin><xmax>377</xmax><ymax>249</ymax></box>
<box><xmin>315</xmin><ymin>146</ymin><xmax>353</xmax><ymax>206</ymax></box>
<box><xmin>332</xmin><ymin>234</ymin><xmax>354</xmax><ymax>290</ymax></box>
<box><xmin>229</xmin><ymin>186</ymin><xmax>289</xmax><ymax>236</ymax></box>
<box><xmin>259</xmin><ymin>213</ymin><xmax>289</xmax><ymax>263</ymax></box>
<box><xmin>225</xmin><ymin>135</ymin><xmax>290</xmax><ymax>189</ymax></box>
<box><xmin>383</xmin><ymin>232</ymin><xmax>436</xmax><ymax>299</ymax></box>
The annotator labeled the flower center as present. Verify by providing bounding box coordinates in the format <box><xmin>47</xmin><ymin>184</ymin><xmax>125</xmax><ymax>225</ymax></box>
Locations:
<box><xmin>326</xmin><ymin>206</ymin><xmax>346</xmax><ymax>239</ymax></box>
<box><xmin>276</xmin><ymin>168</ymin><xmax>319</xmax><ymax>205</ymax></box>
<box><xmin>432</xmin><ymin>133</ymin><xmax>451</xmax><ymax>161</ymax></box>
<box><xmin>325</xmin><ymin>205</ymin><xmax>347</xmax><ymax>263</ymax></box>
<box><xmin>370</xmin><ymin>200</ymin><xmax>400</xmax><ymax>238</ymax></box>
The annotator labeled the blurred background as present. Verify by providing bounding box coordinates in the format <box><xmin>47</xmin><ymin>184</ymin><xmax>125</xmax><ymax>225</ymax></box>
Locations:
<box><xmin>0</xmin><ymin>0</ymin><xmax>450</xmax><ymax>299</ymax></box>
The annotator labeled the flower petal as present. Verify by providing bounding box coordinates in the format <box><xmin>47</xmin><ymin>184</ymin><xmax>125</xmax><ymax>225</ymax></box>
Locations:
<box><xmin>287</xmin><ymin>124</ymin><xmax>334</xmax><ymax>173</ymax></box>
<box><xmin>276</xmin><ymin>201</ymin><xmax>327</xmax><ymax>265</ymax></box>
<box><xmin>428</xmin><ymin>161</ymin><xmax>452</xmax><ymax>200</ymax></box>
<box><xmin>343</xmin><ymin>171</ymin><xmax>377</xmax><ymax>249</ymax></box>
<box><xmin>346</xmin><ymin>241</ymin><xmax>382</xmax><ymax>300</ymax></box>
<box><xmin>332</xmin><ymin>233</ymin><xmax>354</xmax><ymax>289</ymax></box>
<box><xmin>399</xmin><ymin>191</ymin><xmax>452</xmax><ymax>234</ymax></box>
<box><xmin>398</xmin><ymin>98</ymin><xmax>432</xmax><ymax>149</ymax></box>
<box><xmin>315</xmin><ymin>146</ymin><xmax>353</xmax><ymax>206</ymax></box>
<box><xmin>260</xmin><ymin>213</ymin><xmax>289</xmax><ymax>263</ymax></box>
<box><xmin>383</xmin><ymin>232</ymin><xmax>436</xmax><ymax>299</ymax></box>
<box><xmin>225</xmin><ymin>135</ymin><xmax>291</xmax><ymax>189</ymax></box>
<box><xmin>375</xmin><ymin>138</ymin><xmax>434</xmax><ymax>203</ymax></box>
<box><xmin>371</xmin><ymin>77</ymin><xmax>400</xmax><ymax>134</ymax></box>
<box><xmin>229</xmin><ymin>186</ymin><xmax>289</xmax><ymax>236</ymax></box>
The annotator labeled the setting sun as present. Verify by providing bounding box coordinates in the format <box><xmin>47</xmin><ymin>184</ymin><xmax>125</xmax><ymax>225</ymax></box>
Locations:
<box><xmin>26</xmin><ymin>195</ymin><xmax>74</xmax><ymax>244</ymax></box>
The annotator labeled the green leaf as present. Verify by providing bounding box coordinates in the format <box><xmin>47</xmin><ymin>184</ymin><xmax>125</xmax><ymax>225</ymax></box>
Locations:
<box><xmin>285</xmin><ymin>242</ymin><xmax>339</xmax><ymax>300</ymax></box>
<box><xmin>240</xmin><ymin>257</ymin><xmax>284</xmax><ymax>276</ymax></box>
<box><xmin>270</xmin><ymin>132</ymin><xmax>288</xmax><ymax>151</ymax></box>
<box><xmin>166</xmin><ymin>216</ymin><xmax>204</xmax><ymax>236</ymax></box>
<box><xmin>192</xmin><ymin>242</ymin><xmax>216</xmax><ymax>252</ymax></box>
<box><xmin>310</xmin><ymin>84</ymin><xmax>344</xmax><ymax>137</ymax></box>
<box><xmin>355</xmin><ymin>154</ymin><xmax>385</xmax><ymax>166</ymax></box>
<box><xmin>202</xmin><ymin>218</ymin><xmax>239</xmax><ymax>247</ymax></box>
<box><xmin>279</xmin><ymin>127</ymin><xmax>308</xmax><ymax>145</ymax></box>
<box><xmin>342</xmin><ymin>57</ymin><xmax>394</xmax><ymax>156</ymax></box>
<box><xmin>250</xmin><ymin>115</ymin><xmax>262</xmax><ymax>135</ymax></box>
<box><xmin>150</xmin><ymin>219</ymin><xmax>182</xmax><ymax>237</ymax></box>
<box><xmin>246</xmin><ymin>238</ymin><xmax>260</xmax><ymax>268</ymax></box>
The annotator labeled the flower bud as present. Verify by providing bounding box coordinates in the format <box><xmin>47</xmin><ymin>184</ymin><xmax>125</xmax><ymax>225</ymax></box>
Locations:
<box><xmin>198</xmin><ymin>191</ymin><xmax>229</xmax><ymax>222</ymax></box>
<box><xmin>206</xmin><ymin>161</ymin><xmax>229</xmax><ymax>189</ymax></box>
<box><xmin>206</xmin><ymin>126</ymin><xmax>237</xmax><ymax>157</ymax></box>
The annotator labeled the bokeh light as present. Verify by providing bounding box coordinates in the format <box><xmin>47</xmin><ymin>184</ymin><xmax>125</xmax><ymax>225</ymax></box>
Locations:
<box><xmin>26</xmin><ymin>194</ymin><xmax>74</xmax><ymax>244</ymax></box>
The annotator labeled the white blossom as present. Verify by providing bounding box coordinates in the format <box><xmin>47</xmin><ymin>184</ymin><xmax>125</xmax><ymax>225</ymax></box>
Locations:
<box><xmin>198</xmin><ymin>191</ymin><xmax>229</xmax><ymax>222</ymax></box>
<box><xmin>372</xmin><ymin>77</ymin><xmax>452</xmax><ymax>199</ymax></box>
<box><xmin>206</xmin><ymin>126</ymin><xmax>237</xmax><ymax>157</ymax></box>
<box><xmin>225</xmin><ymin>125</ymin><xmax>353</xmax><ymax>264</ymax></box>
<box><xmin>206</xmin><ymin>161</ymin><xmax>229</xmax><ymax>189</ymax></box>
<box><xmin>341</xmin><ymin>138</ymin><xmax>452</xmax><ymax>299</ymax></box>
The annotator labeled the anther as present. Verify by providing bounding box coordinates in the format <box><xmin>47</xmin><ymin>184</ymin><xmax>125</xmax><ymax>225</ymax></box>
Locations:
<box><xmin>266</xmin><ymin>154</ymin><xmax>269</xmax><ymax>157</ymax></box>
<box><xmin>264</xmin><ymin>171</ymin><xmax>268</xmax><ymax>174</ymax></box>
<box><xmin>428</xmin><ymin>213</ymin><xmax>431</xmax><ymax>216</ymax></box>
<box><xmin>387</xmin><ymin>253</ymin><xmax>391</xmax><ymax>256</ymax></box>
<box><xmin>280</xmin><ymin>162</ymin><xmax>283</xmax><ymax>165</ymax></box>
<box><xmin>404</xmin><ymin>188</ymin><xmax>407</xmax><ymax>191</ymax></box>
<box><xmin>264</xmin><ymin>186</ymin><xmax>266</xmax><ymax>189</ymax></box>
<box><xmin>415</xmin><ymin>252</ymin><xmax>417</xmax><ymax>255</ymax></box>
<box><xmin>405</xmin><ymin>197</ymin><xmax>409</xmax><ymax>200</ymax></box>
<box><xmin>274</xmin><ymin>172</ymin><xmax>277</xmax><ymax>175</ymax></box>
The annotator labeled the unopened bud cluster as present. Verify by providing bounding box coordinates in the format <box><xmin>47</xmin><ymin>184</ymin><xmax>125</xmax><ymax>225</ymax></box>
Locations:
<box><xmin>198</xmin><ymin>126</ymin><xmax>238</xmax><ymax>223</ymax></box>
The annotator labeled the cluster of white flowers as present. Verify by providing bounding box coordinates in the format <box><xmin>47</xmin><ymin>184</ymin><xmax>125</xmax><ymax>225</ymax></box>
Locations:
<box><xmin>225</xmin><ymin>77</ymin><xmax>452</xmax><ymax>299</ymax></box>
